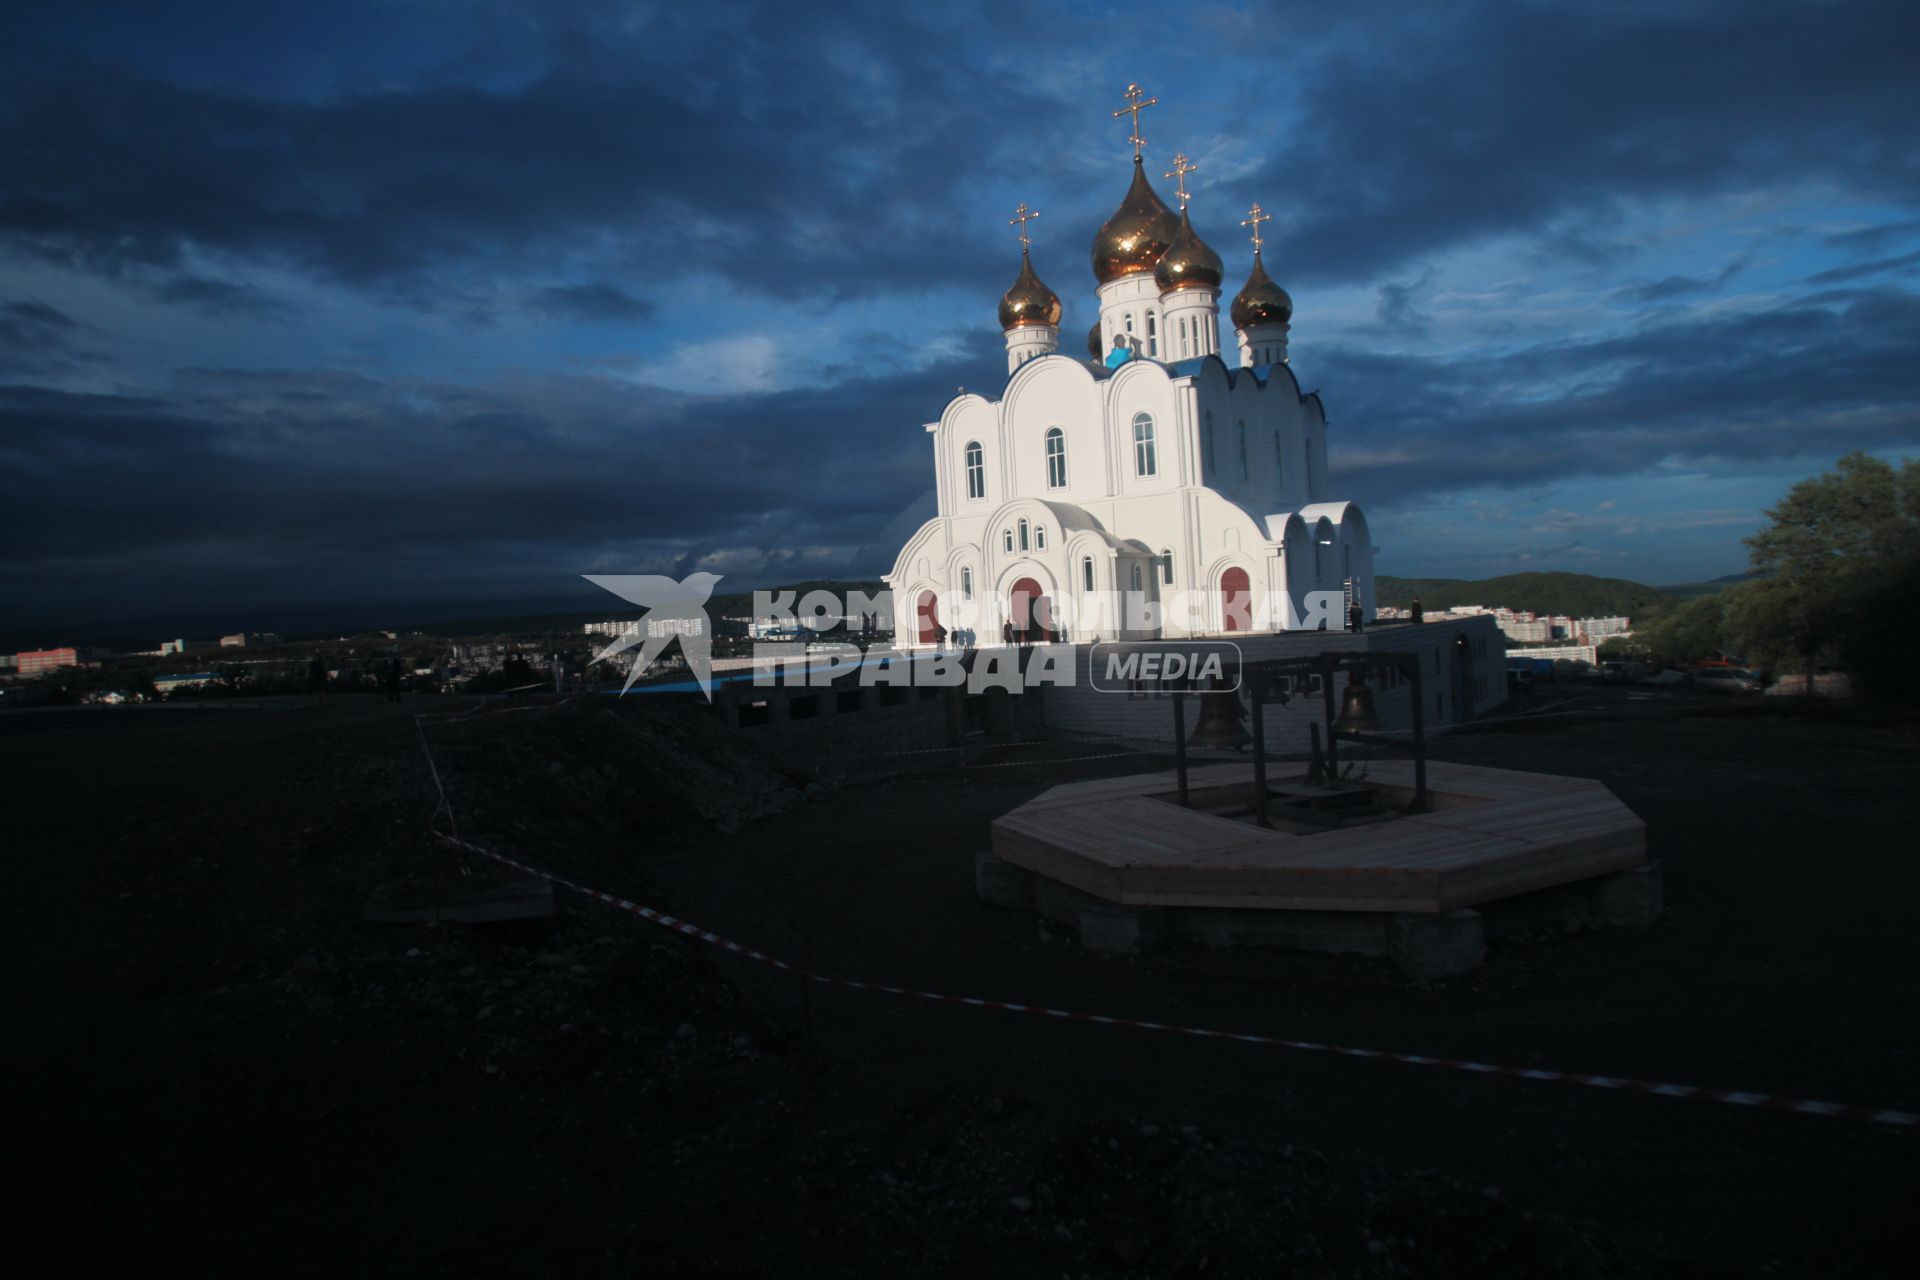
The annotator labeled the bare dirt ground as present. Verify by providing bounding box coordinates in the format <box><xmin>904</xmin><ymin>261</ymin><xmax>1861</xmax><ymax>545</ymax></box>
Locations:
<box><xmin>5</xmin><ymin>689</ymin><xmax>1916</xmax><ymax>1276</ymax></box>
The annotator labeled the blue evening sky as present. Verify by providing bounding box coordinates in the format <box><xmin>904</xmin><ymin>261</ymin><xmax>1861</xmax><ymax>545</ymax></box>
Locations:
<box><xmin>3</xmin><ymin>0</ymin><xmax>1917</xmax><ymax>632</ymax></box>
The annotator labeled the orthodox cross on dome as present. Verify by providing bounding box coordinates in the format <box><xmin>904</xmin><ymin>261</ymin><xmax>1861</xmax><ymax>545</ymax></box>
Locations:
<box><xmin>1165</xmin><ymin>154</ymin><xmax>1197</xmax><ymax>209</ymax></box>
<box><xmin>1008</xmin><ymin>202</ymin><xmax>1041</xmax><ymax>251</ymax></box>
<box><xmin>1241</xmin><ymin>202</ymin><xmax>1271</xmax><ymax>253</ymax></box>
<box><xmin>1112</xmin><ymin>83</ymin><xmax>1158</xmax><ymax>160</ymax></box>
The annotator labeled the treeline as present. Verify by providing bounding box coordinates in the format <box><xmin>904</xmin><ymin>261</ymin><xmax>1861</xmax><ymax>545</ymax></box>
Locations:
<box><xmin>1373</xmin><ymin>571</ymin><xmax>1672</xmax><ymax>618</ymax></box>
<box><xmin>1625</xmin><ymin>453</ymin><xmax>1920</xmax><ymax>702</ymax></box>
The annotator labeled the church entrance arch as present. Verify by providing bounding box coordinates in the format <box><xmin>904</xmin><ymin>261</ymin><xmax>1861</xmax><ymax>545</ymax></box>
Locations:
<box><xmin>916</xmin><ymin>590</ymin><xmax>943</xmax><ymax>645</ymax></box>
<box><xmin>1009</xmin><ymin>576</ymin><xmax>1054</xmax><ymax>643</ymax></box>
<box><xmin>1220</xmin><ymin>567</ymin><xmax>1252</xmax><ymax>633</ymax></box>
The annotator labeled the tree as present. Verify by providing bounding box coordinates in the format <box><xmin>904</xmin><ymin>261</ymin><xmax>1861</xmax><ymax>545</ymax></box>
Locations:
<box><xmin>1635</xmin><ymin>593</ymin><xmax>1729</xmax><ymax>667</ymax></box>
<box><xmin>1735</xmin><ymin>452</ymin><xmax>1920</xmax><ymax>696</ymax></box>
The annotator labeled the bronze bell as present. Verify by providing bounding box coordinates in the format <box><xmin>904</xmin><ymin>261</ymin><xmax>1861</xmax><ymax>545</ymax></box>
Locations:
<box><xmin>1333</xmin><ymin>673</ymin><xmax>1384</xmax><ymax>734</ymax></box>
<box><xmin>1188</xmin><ymin>683</ymin><xmax>1251</xmax><ymax>750</ymax></box>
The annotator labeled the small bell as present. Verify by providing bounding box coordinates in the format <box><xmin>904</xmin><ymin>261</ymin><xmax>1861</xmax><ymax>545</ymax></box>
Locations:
<box><xmin>1333</xmin><ymin>672</ymin><xmax>1384</xmax><ymax>734</ymax></box>
<box><xmin>1188</xmin><ymin>682</ymin><xmax>1251</xmax><ymax>750</ymax></box>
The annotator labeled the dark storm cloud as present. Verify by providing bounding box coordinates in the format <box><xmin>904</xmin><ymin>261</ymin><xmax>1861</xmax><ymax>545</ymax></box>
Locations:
<box><xmin>532</xmin><ymin>284</ymin><xmax>654</xmax><ymax>323</ymax></box>
<box><xmin>151</xmin><ymin>274</ymin><xmax>295</xmax><ymax>318</ymax></box>
<box><xmin>1806</xmin><ymin>250</ymin><xmax>1920</xmax><ymax>287</ymax></box>
<box><xmin>1245</xmin><ymin>0</ymin><xmax>1920</xmax><ymax>284</ymax></box>
<box><xmin>1609</xmin><ymin>256</ymin><xmax>1749</xmax><ymax>304</ymax></box>
<box><xmin>0</xmin><ymin>298</ymin><xmax>103</xmax><ymax>374</ymax></box>
<box><xmin>1322</xmin><ymin>286</ymin><xmax>1920</xmax><ymax>507</ymax></box>
<box><xmin>0</xmin><ymin>1</ymin><xmax>1078</xmax><ymax>311</ymax></box>
<box><xmin>0</xmin><ymin>331</ymin><xmax>1006</xmax><ymax>626</ymax></box>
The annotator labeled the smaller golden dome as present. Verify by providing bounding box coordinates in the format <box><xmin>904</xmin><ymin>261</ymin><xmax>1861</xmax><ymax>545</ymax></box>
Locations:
<box><xmin>1091</xmin><ymin>159</ymin><xmax>1181</xmax><ymax>285</ymax></box>
<box><xmin>1230</xmin><ymin>252</ymin><xmax>1293</xmax><ymax>329</ymax></box>
<box><xmin>1087</xmin><ymin>320</ymin><xmax>1102</xmax><ymax>358</ymax></box>
<box><xmin>998</xmin><ymin>251</ymin><xmax>1062</xmax><ymax>330</ymax></box>
<box><xmin>1154</xmin><ymin>206</ymin><xmax>1223</xmax><ymax>292</ymax></box>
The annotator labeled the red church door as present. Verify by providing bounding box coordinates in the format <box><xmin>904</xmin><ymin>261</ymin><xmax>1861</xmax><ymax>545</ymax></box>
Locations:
<box><xmin>1220</xmin><ymin>567</ymin><xmax>1252</xmax><ymax>633</ymax></box>
<box><xmin>916</xmin><ymin>591</ymin><xmax>941</xmax><ymax>645</ymax></box>
<box><xmin>1009</xmin><ymin>576</ymin><xmax>1050</xmax><ymax>642</ymax></box>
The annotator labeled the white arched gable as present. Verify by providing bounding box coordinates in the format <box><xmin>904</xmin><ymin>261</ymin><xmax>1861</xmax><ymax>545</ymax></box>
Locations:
<box><xmin>1103</xmin><ymin>360</ymin><xmax>1179</xmax><ymax>492</ymax></box>
<box><xmin>1002</xmin><ymin>356</ymin><xmax>1103</xmax><ymax>501</ymax></box>
<box><xmin>886</xmin><ymin>517</ymin><xmax>949</xmax><ymax>586</ymax></box>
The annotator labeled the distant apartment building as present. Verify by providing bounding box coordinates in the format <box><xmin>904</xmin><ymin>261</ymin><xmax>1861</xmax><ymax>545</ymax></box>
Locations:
<box><xmin>154</xmin><ymin>672</ymin><xmax>220</xmax><ymax>692</ymax></box>
<box><xmin>17</xmin><ymin>647</ymin><xmax>80</xmax><ymax>677</ymax></box>
<box><xmin>1498</xmin><ymin>617</ymin><xmax>1551</xmax><ymax>643</ymax></box>
<box><xmin>219</xmin><ymin>632</ymin><xmax>282</xmax><ymax>648</ymax></box>
<box><xmin>1508</xmin><ymin>643</ymin><xmax>1599</xmax><ymax>665</ymax></box>
<box><xmin>647</xmin><ymin>616</ymin><xmax>705</xmax><ymax>640</ymax></box>
<box><xmin>582</xmin><ymin>619</ymin><xmax>638</xmax><ymax>639</ymax></box>
<box><xmin>160</xmin><ymin>638</ymin><xmax>218</xmax><ymax>655</ymax></box>
<box><xmin>1578</xmin><ymin>615</ymin><xmax>1633</xmax><ymax>639</ymax></box>
<box><xmin>0</xmin><ymin>653</ymin><xmax>17</xmax><ymax>673</ymax></box>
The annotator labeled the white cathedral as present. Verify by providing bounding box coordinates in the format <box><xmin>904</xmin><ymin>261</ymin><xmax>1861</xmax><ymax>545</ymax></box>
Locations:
<box><xmin>885</xmin><ymin>90</ymin><xmax>1377</xmax><ymax>648</ymax></box>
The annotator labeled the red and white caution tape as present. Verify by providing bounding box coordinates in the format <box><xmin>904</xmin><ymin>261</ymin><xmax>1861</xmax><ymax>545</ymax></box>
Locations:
<box><xmin>431</xmin><ymin>830</ymin><xmax>1918</xmax><ymax>1130</ymax></box>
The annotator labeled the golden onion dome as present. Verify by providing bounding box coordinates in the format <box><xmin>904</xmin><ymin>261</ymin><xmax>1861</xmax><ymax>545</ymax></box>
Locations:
<box><xmin>1230</xmin><ymin>251</ymin><xmax>1293</xmax><ymax>329</ymax></box>
<box><xmin>1154</xmin><ymin>206</ymin><xmax>1223</xmax><ymax>293</ymax></box>
<box><xmin>1086</xmin><ymin>319</ymin><xmax>1102</xmax><ymax>358</ymax></box>
<box><xmin>998</xmin><ymin>250</ymin><xmax>1062</xmax><ymax>330</ymax></box>
<box><xmin>1091</xmin><ymin>158</ymin><xmax>1180</xmax><ymax>285</ymax></box>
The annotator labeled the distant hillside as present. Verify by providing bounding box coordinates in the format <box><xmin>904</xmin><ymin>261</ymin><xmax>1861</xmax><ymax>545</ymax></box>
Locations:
<box><xmin>1374</xmin><ymin>571</ymin><xmax>1672</xmax><ymax>619</ymax></box>
<box><xmin>1657</xmin><ymin>570</ymin><xmax>1764</xmax><ymax>601</ymax></box>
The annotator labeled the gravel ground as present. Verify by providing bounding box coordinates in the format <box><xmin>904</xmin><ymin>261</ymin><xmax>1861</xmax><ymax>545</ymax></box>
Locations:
<box><xmin>5</xmin><ymin>692</ymin><xmax>1915</xmax><ymax>1276</ymax></box>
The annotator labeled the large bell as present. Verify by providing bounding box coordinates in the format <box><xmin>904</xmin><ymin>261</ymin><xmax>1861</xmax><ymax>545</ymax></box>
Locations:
<box><xmin>1188</xmin><ymin>683</ymin><xmax>1251</xmax><ymax>750</ymax></box>
<box><xmin>1333</xmin><ymin>674</ymin><xmax>1384</xmax><ymax>734</ymax></box>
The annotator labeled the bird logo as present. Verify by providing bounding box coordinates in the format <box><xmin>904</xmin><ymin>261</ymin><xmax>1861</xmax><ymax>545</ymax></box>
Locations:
<box><xmin>583</xmin><ymin>572</ymin><xmax>724</xmax><ymax>699</ymax></box>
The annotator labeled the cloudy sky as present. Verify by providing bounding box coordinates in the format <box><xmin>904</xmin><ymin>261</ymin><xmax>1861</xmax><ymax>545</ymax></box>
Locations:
<box><xmin>4</xmin><ymin>0</ymin><xmax>1918</xmax><ymax>637</ymax></box>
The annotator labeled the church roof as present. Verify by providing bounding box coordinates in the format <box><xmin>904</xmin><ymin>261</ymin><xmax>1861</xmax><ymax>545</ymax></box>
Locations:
<box><xmin>1154</xmin><ymin>206</ymin><xmax>1223</xmax><ymax>292</ymax></box>
<box><xmin>998</xmin><ymin>250</ymin><xmax>1062</xmax><ymax>330</ymax></box>
<box><xmin>1091</xmin><ymin>159</ymin><xmax>1180</xmax><ymax>285</ymax></box>
<box><xmin>1230</xmin><ymin>251</ymin><xmax>1293</xmax><ymax>329</ymax></box>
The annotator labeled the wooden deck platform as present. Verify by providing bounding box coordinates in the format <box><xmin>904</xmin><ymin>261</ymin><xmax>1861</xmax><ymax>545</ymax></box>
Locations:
<box><xmin>989</xmin><ymin>761</ymin><xmax>1646</xmax><ymax>915</ymax></box>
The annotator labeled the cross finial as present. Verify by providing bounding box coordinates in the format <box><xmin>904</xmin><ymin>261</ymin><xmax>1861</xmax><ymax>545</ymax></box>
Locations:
<box><xmin>1111</xmin><ymin>83</ymin><xmax>1158</xmax><ymax>160</ymax></box>
<box><xmin>1008</xmin><ymin>202</ymin><xmax>1040</xmax><ymax>251</ymax></box>
<box><xmin>1241</xmin><ymin>202</ymin><xmax>1271</xmax><ymax>253</ymax></box>
<box><xmin>1165</xmin><ymin>154</ymin><xmax>1197</xmax><ymax>209</ymax></box>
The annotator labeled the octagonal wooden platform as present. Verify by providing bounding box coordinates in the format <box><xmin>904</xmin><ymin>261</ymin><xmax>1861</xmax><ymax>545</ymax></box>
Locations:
<box><xmin>989</xmin><ymin>761</ymin><xmax>1646</xmax><ymax>915</ymax></box>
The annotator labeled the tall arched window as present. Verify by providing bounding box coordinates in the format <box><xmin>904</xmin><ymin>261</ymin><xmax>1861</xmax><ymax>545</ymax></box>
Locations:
<box><xmin>1203</xmin><ymin>411</ymin><xmax>1215</xmax><ymax>474</ymax></box>
<box><xmin>1177</xmin><ymin>316</ymin><xmax>1189</xmax><ymax>358</ymax></box>
<box><xmin>964</xmin><ymin>441</ymin><xmax>985</xmax><ymax>500</ymax></box>
<box><xmin>1235</xmin><ymin>419</ymin><xmax>1248</xmax><ymax>479</ymax></box>
<box><xmin>1146</xmin><ymin>312</ymin><xmax>1158</xmax><ymax>357</ymax></box>
<box><xmin>1130</xmin><ymin>563</ymin><xmax>1143</xmax><ymax>592</ymax></box>
<box><xmin>1159</xmin><ymin>549</ymin><xmax>1174</xmax><ymax>586</ymax></box>
<box><xmin>1035</xmin><ymin>525</ymin><xmax>1047</xmax><ymax>550</ymax></box>
<box><xmin>1003</xmin><ymin>528</ymin><xmax>1014</xmax><ymax>554</ymax></box>
<box><xmin>961</xmin><ymin>566</ymin><xmax>973</xmax><ymax>601</ymax></box>
<box><xmin>1132</xmin><ymin>412</ymin><xmax>1157</xmax><ymax>477</ymax></box>
<box><xmin>1018</xmin><ymin>518</ymin><xmax>1029</xmax><ymax>552</ymax></box>
<box><xmin>1082</xmin><ymin>556</ymin><xmax>1095</xmax><ymax>591</ymax></box>
<box><xmin>1044</xmin><ymin>427</ymin><xmax>1067</xmax><ymax>489</ymax></box>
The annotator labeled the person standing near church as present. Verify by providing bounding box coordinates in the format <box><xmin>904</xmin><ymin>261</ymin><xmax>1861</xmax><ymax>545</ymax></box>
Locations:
<box><xmin>1349</xmin><ymin>599</ymin><xmax>1364</xmax><ymax>633</ymax></box>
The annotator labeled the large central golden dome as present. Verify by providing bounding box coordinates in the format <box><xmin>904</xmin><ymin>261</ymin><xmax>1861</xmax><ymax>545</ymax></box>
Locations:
<box><xmin>1091</xmin><ymin>158</ymin><xmax>1180</xmax><ymax>285</ymax></box>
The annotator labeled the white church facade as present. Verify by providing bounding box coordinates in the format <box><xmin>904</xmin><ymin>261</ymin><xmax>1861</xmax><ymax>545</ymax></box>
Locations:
<box><xmin>885</xmin><ymin>97</ymin><xmax>1375</xmax><ymax>648</ymax></box>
